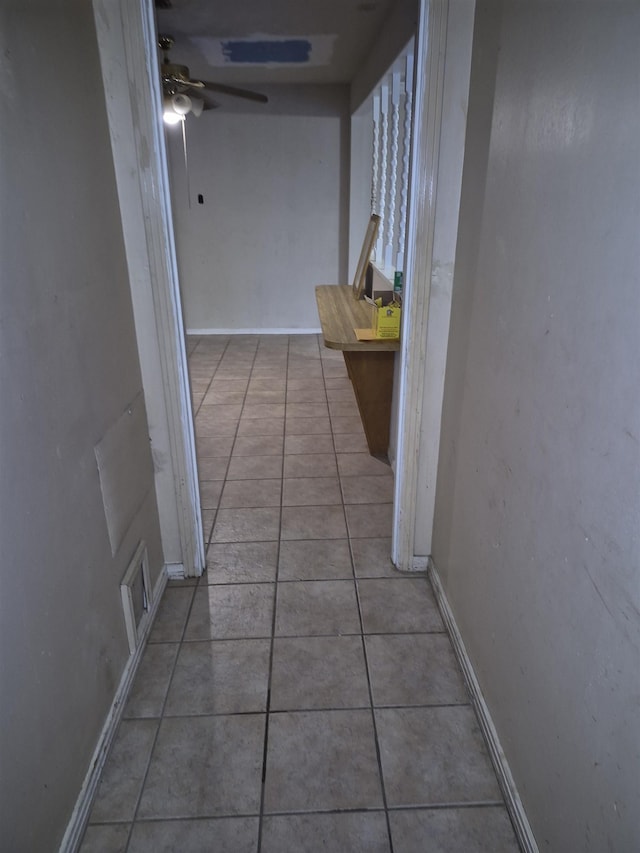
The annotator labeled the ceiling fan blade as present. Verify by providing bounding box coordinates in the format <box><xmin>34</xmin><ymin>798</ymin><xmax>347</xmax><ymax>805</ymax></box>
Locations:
<box><xmin>198</xmin><ymin>92</ymin><xmax>219</xmax><ymax>112</ymax></box>
<box><xmin>198</xmin><ymin>81</ymin><xmax>269</xmax><ymax>104</ymax></box>
<box><xmin>157</xmin><ymin>36</ymin><xmax>265</xmax><ymax>107</ymax></box>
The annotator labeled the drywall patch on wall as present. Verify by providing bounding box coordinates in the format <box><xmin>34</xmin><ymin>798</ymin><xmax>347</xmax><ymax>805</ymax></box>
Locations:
<box><xmin>95</xmin><ymin>393</ymin><xmax>154</xmax><ymax>555</ymax></box>
<box><xmin>193</xmin><ymin>34</ymin><xmax>336</xmax><ymax>67</ymax></box>
<box><xmin>223</xmin><ymin>39</ymin><xmax>312</xmax><ymax>64</ymax></box>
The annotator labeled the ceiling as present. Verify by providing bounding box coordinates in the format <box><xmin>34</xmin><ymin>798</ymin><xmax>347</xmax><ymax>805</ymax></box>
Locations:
<box><xmin>155</xmin><ymin>0</ymin><xmax>397</xmax><ymax>86</ymax></box>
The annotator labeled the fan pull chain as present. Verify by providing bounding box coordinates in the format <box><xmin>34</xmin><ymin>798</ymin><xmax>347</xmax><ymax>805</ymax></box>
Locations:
<box><xmin>181</xmin><ymin>119</ymin><xmax>191</xmax><ymax>208</ymax></box>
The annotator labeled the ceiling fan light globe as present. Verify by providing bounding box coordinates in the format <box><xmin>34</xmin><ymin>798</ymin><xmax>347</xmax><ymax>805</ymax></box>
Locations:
<box><xmin>162</xmin><ymin>94</ymin><xmax>183</xmax><ymax>124</ymax></box>
<box><xmin>163</xmin><ymin>109</ymin><xmax>183</xmax><ymax>125</ymax></box>
<box><xmin>172</xmin><ymin>93</ymin><xmax>192</xmax><ymax>115</ymax></box>
<box><xmin>190</xmin><ymin>96</ymin><xmax>204</xmax><ymax>117</ymax></box>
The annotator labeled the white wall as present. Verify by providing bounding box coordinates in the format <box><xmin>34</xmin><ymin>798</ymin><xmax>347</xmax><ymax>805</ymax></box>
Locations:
<box><xmin>167</xmin><ymin>86</ymin><xmax>350</xmax><ymax>332</ymax></box>
<box><xmin>348</xmin><ymin>110</ymin><xmax>373</xmax><ymax>283</ymax></box>
<box><xmin>432</xmin><ymin>2</ymin><xmax>640</xmax><ymax>849</ymax></box>
<box><xmin>0</xmin><ymin>3</ymin><xmax>163</xmax><ymax>849</ymax></box>
<box><xmin>412</xmin><ymin>0</ymin><xmax>475</xmax><ymax>554</ymax></box>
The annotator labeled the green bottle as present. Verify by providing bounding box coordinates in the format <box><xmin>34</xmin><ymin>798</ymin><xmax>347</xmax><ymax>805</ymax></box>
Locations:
<box><xmin>393</xmin><ymin>271</ymin><xmax>403</xmax><ymax>297</ymax></box>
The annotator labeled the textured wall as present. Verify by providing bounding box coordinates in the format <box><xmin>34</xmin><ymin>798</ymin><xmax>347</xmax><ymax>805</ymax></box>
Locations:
<box><xmin>0</xmin><ymin>3</ymin><xmax>163</xmax><ymax>849</ymax></box>
<box><xmin>432</xmin><ymin>2</ymin><xmax>640</xmax><ymax>850</ymax></box>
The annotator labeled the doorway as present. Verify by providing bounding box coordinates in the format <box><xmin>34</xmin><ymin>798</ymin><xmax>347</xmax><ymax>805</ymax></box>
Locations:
<box><xmin>94</xmin><ymin>0</ymin><xmax>476</xmax><ymax>576</ymax></box>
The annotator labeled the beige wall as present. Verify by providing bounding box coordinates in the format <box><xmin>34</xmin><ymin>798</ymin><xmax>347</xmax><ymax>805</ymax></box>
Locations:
<box><xmin>0</xmin><ymin>3</ymin><xmax>163</xmax><ymax>849</ymax></box>
<box><xmin>167</xmin><ymin>85</ymin><xmax>350</xmax><ymax>332</ymax></box>
<box><xmin>432</xmin><ymin>1</ymin><xmax>640</xmax><ymax>849</ymax></box>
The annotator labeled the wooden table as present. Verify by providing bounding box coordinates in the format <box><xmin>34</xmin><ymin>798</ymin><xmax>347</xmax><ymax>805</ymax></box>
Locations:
<box><xmin>315</xmin><ymin>285</ymin><xmax>400</xmax><ymax>458</ymax></box>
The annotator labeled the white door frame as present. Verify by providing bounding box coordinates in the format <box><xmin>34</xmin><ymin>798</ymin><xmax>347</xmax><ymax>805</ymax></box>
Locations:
<box><xmin>392</xmin><ymin>0</ymin><xmax>475</xmax><ymax>570</ymax></box>
<box><xmin>93</xmin><ymin>0</ymin><xmax>204</xmax><ymax>578</ymax></box>
<box><xmin>94</xmin><ymin>0</ymin><xmax>474</xmax><ymax>579</ymax></box>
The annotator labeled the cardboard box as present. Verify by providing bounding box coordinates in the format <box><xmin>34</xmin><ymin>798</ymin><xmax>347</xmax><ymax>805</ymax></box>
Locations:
<box><xmin>366</xmin><ymin>262</ymin><xmax>396</xmax><ymax>302</ymax></box>
<box><xmin>374</xmin><ymin>302</ymin><xmax>401</xmax><ymax>339</ymax></box>
<box><xmin>365</xmin><ymin>295</ymin><xmax>401</xmax><ymax>340</ymax></box>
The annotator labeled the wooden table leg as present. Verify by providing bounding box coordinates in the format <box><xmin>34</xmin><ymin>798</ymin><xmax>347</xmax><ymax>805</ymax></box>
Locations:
<box><xmin>343</xmin><ymin>350</ymin><xmax>395</xmax><ymax>459</ymax></box>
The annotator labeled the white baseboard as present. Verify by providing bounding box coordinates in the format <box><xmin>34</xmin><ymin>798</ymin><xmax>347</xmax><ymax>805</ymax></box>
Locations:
<box><xmin>428</xmin><ymin>560</ymin><xmax>539</xmax><ymax>853</ymax></box>
<box><xmin>59</xmin><ymin>566</ymin><xmax>168</xmax><ymax>853</ymax></box>
<box><xmin>411</xmin><ymin>555</ymin><xmax>429</xmax><ymax>572</ymax></box>
<box><xmin>186</xmin><ymin>327</ymin><xmax>322</xmax><ymax>336</ymax></box>
<box><xmin>165</xmin><ymin>561</ymin><xmax>186</xmax><ymax>580</ymax></box>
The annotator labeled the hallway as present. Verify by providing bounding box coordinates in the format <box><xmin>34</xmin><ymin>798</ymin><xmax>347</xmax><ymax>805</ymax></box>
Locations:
<box><xmin>80</xmin><ymin>334</ymin><xmax>519</xmax><ymax>852</ymax></box>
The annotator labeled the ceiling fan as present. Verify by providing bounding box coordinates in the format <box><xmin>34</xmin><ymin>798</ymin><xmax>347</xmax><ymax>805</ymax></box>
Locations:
<box><xmin>159</xmin><ymin>34</ymin><xmax>268</xmax><ymax>123</ymax></box>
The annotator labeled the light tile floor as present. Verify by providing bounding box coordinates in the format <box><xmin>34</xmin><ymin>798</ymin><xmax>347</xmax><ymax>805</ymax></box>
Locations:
<box><xmin>80</xmin><ymin>335</ymin><xmax>520</xmax><ymax>853</ymax></box>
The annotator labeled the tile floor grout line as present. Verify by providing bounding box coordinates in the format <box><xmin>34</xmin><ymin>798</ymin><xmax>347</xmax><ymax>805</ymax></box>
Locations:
<box><xmin>385</xmin><ymin>799</ymin><xmax>510</xmax><ymax>811</ymax></box>
<box><xmin>321</xmin><ymin>346</ymin><xmax>341</xmax><ymax>476</ymax></box>
<box><xmin>260</xmin><ymin>799</ymin><xmax>509</xmax><ymax>817</ymax></box>
<box><xmin>194</xmin><ymin>336</ymin><xmax>237</xmax><ymax>546</ymax></box>
<box><xmin>122</xmin><ymin>696</ymin><xmax>473</xmax><ymax>722</ymax></box>
<box><xmin>86</xmin><ymin>796</ymin><xmax>508</xmax><ymax>829</ymax></box>
<box><xmin>357</xmin><ymin>613</ymin><xmax>396</xmax><ymax>853</ymax></box>
<box><xmin>348</xmin><ymin>513</ymin><xmax>397</xmax><ymax>852</ymax></box>
<box><xmin>196</xmin><ymin>576</ymin><xmax>441</xmax><ymax>585</ymax></box>
<box><xmin>152</xmin><ymin>624</ymin><xmax>449</xmax><ymax>642</ymax></box>
<box><xmin>256</xmin><ymin>333</ymin><xmax>291</xmax><ymax>853</ymax></box>
<box><xmin>122</xmin><ymin>579</ymin><xmax>201</xmax><ymax>851</ymax></box>
<box><xmin>150</xmin><ymin>624</ymin><xmax>448</xmax><ymax>639</ymax></box>
<box><xmin>320</xmin><ymin>344</ymin><xmax>397</xmax><ymax>853</ymax></box>
<box><xmin>192</xmin><ymin>335</ymin><xmax>233</xmax><ymax>418</ymax></box>
<box><xmin>205</xmin><ymin>340</ymin><xmax>261</xmax><ymax>553</ymax></box>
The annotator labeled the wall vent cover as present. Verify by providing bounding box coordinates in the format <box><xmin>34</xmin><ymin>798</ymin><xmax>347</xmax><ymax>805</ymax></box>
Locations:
<box><xmin>120</xmin><ymin>541</ymin><xmax>152</xmax><ymax>654</ymax></box>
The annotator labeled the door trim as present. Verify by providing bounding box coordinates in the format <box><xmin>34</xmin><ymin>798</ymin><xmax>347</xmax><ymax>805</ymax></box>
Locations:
<box><xmin>392</xmin><ymin>0</ymin><xmax>475</xmax><ymax>568</ymax></box>
<box><xmin>93</xmin><ymin>0</ymin><xmax>204</xmax><ymax>577</ymax></box>
<box><xmin>392</xmin><ymin>0</ymin><xmax>449</xmax><ymax>570</ymax></box>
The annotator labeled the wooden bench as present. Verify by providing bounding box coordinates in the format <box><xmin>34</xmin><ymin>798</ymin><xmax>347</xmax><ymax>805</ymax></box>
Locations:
<box><xmin>315</xmin><ymin>284</ymin><xmax>400</xmax><ymax>459</ymax></box>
